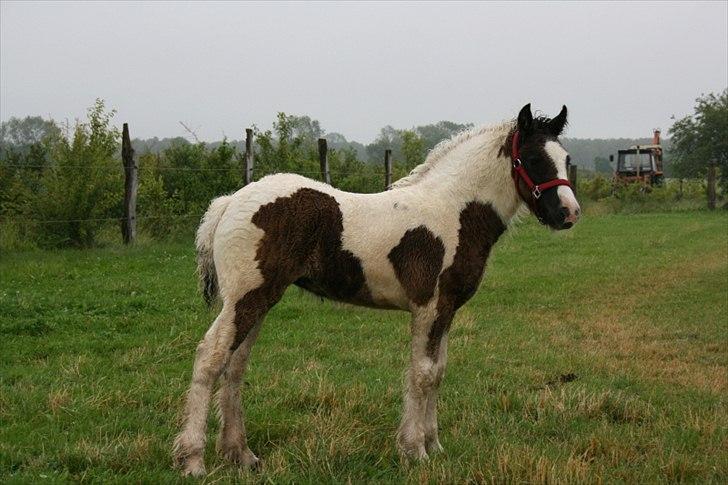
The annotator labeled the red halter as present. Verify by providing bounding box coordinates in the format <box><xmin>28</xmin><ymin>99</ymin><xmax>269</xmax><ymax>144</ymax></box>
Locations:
<box><xmin>510</xmin><ymin>130</ymin><xmax>572</xmax><ymax>211</ymax></box>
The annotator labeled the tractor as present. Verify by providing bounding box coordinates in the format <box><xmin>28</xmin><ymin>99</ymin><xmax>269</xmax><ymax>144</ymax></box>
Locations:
<box><xmin>610</xmin><ymin>130</ymin><xmax>665</xmax><ymax>187</ymax></box>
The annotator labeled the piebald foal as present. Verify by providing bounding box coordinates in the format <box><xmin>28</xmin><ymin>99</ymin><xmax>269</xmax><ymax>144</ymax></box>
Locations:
<box><xmin>173</xmin><ymin>104</ymin><xmax>580</xmax><ymax>476</ymax></box>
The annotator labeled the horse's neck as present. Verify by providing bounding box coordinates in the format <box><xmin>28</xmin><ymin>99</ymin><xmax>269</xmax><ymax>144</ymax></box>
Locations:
<box><xmin>397</xmin><ymin>125</ymin><xmax>521</xmax><ymax>223</ymax></box>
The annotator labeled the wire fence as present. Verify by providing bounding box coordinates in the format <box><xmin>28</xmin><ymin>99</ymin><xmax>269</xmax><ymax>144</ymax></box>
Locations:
<box><xmin>2</xmin><ymin>163</ymin><xmax>389</xmax><ymax>176</ymax></box>
<box><xmin>1</xmin><ymin>130</ymin><xmax>403</xmax><ymax>239</ymax></box>
<box><xmin>1</xmin><ymin>214</ymin><xmax>204</xmax><ymax>225</ymax></box>
<box><xmin>0</xmin><ymin>167</ymin><xmax>392</xmax><ymax>226</ymax></box>
<box><xmin>2</xmin><ymin>124</ymin><xmax>402</xmax><ymax>247</ymax></box>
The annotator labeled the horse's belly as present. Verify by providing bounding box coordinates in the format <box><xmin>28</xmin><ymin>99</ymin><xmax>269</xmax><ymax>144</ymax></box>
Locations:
<box><xmin>293</xmin><ymin>275</ymin><xmax>401</xmax><ymax>310</ymax></box>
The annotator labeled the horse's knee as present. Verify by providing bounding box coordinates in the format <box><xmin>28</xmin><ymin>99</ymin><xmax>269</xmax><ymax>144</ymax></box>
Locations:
<box><xmin>409</xmin><ymin>356</ymin><xmax>439</xmax><ymax>394</ymax></box>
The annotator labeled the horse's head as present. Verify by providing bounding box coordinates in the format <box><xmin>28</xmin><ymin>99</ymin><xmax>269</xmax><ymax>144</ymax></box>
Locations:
<box><xmin>511</xmin><ymin>103</ymin><xmax>581</xmax><ymax>230</ymax></box>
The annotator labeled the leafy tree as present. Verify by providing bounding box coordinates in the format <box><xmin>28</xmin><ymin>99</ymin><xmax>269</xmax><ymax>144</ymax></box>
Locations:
<box><xmin>324</xmin><ymin>132</ymin><xmax>348</xmax><ymax>146</ymax></box>
<box><xmin>401</xmin><ymin>130</ymin><xmax>426</xmax><ymax>169</ymax></box>
<box><xmin>669</xmin><ymin>89</ymin><xmax>728</xmax><ymax>189</ymax></box>
<box><xmin>254</xmin><ymin>112</ymin><xmax>318</xmax><ymax>176</ymax></box>
<box><xmin>289</xmin><ymin>115</ymin><xmax>323</xmax><ymax>145</ymax></box>
<box><xmin>365</xmin><ymin>121</ymin><xmax>471</xmax><ymax>167</ymax></box>
<box><xmin>416</xmin><ymin>121</ymin><xmax>472</xmax><ymax>152</ymax></box>
<box><xmin>324</xmin><ymin>132</ymin><xmax>367</xmax><ymax>160</ymax></box>
<box><xmin>0</xmin><ymin>116</ymin><xmax>60</xmax><ymax>157</ymax></box>
<box><xmin>366</xmin><ymin>126</ymin><xmax>403</xmax><ymax>164</ymax></box>
<box><xmin>1</xmin><ymin>117</ymin><xmax>61</xmax><ymax>216</ymax></box>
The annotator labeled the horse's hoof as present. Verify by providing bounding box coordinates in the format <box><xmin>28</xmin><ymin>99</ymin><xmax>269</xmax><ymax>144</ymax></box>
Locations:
<box><xmin>173</xmin><ymin>433</ymin><xmax>206</xmax><ymax>476</ymax></box>
<box><xmin>409</xmin><ymin>449</ymin><xmax>430</xmax><ymax>462</ymax></box>
<box><xmin>398</xmin><ymin>442</ymin><xmax>429</xmax><ymax>462</ymax></box>
<box><xmin>245</xmin><ymin>453</ymin><xmax>262</xmax><ymax>471</ymax></box>
<box><xmin>180</xmin><ymin>455</ymin><xmax>206</xmax><ymax>477</ymax></box>
<box><xmin>221</xmin><ymin>444</ymin><xmax>260</xmax><ymax>469</ymax></box>
<box><xmin>426</xmin><ymin>438</ymin><xmax>444</xmax><ymax>455</ymax></box>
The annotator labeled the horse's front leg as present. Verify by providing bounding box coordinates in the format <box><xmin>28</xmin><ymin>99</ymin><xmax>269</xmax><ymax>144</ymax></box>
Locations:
<box><xmin>397</xmin><ymin>304</ymin><xmax>453</xmax><ymax>460</ymax></box>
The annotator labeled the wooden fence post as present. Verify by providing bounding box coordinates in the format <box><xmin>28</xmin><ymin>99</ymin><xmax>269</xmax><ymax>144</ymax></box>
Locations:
<box><xmin>244</xmin><ymin>128</ymin><xmax>254</xmax><ymax>185</ymax></box>
<box><xmin>568</xmin><ymin>164</ymin><xmax>578</xmax><ymax>196</ymax></box>
<box><xmin>707</xmin><ymin>159</ymin><xmax>717</xmax><ymax>210</ymax></box>
<box><xmin>384</xmin><ymin>149</ymin><xmax>392</xmax><ymax>190</ymax></box>
<box><xmin>121</xmin><ymin>123</ymin><xmax>137</xmax><ymax>244</ymax></box>
<box><xmin>318</xmin><ymin>138</ymin><xmax>330</xmax><ymax>185</ymax></box>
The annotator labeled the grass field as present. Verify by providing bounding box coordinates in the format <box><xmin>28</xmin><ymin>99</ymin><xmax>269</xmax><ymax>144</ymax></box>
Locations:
<box><xmin>1</xmin><ymin>212</ymin><xmax>727</xmax><ymax>483</ymax></box>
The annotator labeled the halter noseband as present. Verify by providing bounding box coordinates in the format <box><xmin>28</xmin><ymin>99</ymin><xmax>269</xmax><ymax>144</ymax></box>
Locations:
<box><xmin>510</xmin><ymin>130</ymin><xmax>572</xmax><ymax>214</ymax></box>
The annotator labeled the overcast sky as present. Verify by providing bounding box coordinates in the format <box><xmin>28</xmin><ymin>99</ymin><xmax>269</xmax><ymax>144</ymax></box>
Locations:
<box><xmin>1</xmin><ymin>1</ymin><xmax>726</xmax><ymax>143</ymax></box>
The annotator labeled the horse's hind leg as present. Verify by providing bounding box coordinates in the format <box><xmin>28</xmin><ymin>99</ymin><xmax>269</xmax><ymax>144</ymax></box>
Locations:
<box><xmin>214</xmin><ymin>283</ymin><xmax>288</xmax><ymax>468</ymax></box>
<box><xmin>216</xmin><ymin>318</ymin><xmax>263</xmax><ymax>468</ymax></box>
<box><xmin>173</xmin><ymin>303</ymin><xmax>237</xmax><ymax>477</ymax></box>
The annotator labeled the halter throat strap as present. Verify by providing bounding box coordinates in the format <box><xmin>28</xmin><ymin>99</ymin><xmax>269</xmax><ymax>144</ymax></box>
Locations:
<box><xmin>510</xmin><ymin>130</ymin><xmax>572</xmax><ymax>209</ymax></box>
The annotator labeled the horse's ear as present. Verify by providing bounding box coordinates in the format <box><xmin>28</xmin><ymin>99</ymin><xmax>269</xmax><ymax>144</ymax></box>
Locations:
<box><xmin>549</xmin><ymin>105</ymin><xmax>568</xmax><ymax>136</ymax></box>
<box><xmin>517</xmin><ymin>103</ymin><xmax>533</xmax><ymax>134</ymax></box>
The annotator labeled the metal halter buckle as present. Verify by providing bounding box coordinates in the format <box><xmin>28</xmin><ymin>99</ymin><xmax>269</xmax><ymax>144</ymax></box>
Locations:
<box><xmin>532</xmin><ymin>186</ymin><xmax>542</xmax><ymax>199</ymax></box>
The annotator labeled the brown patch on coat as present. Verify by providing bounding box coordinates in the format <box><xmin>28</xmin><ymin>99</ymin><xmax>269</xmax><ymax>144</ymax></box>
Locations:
<box><xmin>426</xmin><ymin>202</ymin><xmax>506</xmax><ymax>358</ymax></box>
<box><xmin>388</xmin><ymin>226</ymin><xmax>445</xmax><ymax>306</ymax></box>
<box><xmin>231</xmin><ymin>188</ymin><xmax>375</xmax><ymax>349</ymax></box>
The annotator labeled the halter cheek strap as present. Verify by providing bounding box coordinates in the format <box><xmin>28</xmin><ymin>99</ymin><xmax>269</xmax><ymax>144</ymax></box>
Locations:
<box><xmin>510</xmin><ymin>130</ymin><xmax>572</xmax><ymax>211</ymax></box>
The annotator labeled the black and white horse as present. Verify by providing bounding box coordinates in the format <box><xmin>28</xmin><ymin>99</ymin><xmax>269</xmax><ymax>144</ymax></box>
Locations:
<box><xmin>173</xmin><ymin>104</ymin><xmax>580</xmax><ymax>476</ymax></box>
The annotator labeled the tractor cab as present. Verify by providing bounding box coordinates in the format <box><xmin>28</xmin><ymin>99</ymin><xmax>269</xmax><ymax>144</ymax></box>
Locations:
<box><xmin>611</xmin><ymin>130</ymin><xmax>665</xmax><ymax>187</ymax></box>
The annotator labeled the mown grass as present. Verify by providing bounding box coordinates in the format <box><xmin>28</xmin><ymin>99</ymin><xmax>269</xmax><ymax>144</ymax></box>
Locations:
<box><xmin>1</xmin><ymin>212</ymin><xmax>726</xmax><ymax>483</ymax></box>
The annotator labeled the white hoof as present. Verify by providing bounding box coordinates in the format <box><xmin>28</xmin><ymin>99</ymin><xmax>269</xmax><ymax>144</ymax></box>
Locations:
<box><xmin>180</xmin><ymin>455</ymin><xmax>206</xmax><ymax>477</ymax></box>
<box><xmin>426</xmin><ymin>438</ymin><xmax>444</xmax><ymax>455</ymax></box>
<box><xmin>220</xmin><ymin>443</ymin><xmax>260</xmax><ymax>469</ymax></box>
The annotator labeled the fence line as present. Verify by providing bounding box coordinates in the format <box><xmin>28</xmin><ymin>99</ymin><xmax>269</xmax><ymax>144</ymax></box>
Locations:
<box><xmin>1</xmin><ymin>124</ymin><xmax>393</xmax><ymax>231</ymax></box>
<box><xmin>1</xmin><ymin>164</ymin><xmax>389</xmax><ymax>176</ymax></box>
<box><xmin>1</xmin><ymin>214</ymin><xmax>205</xmax><ymax>226</ymax></box>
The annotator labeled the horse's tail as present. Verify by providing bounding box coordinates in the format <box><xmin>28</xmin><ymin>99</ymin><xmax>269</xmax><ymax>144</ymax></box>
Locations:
<box><xmin>196</xmin><ymin>194</ymin><xmax>233</xmax><ymax>306</ymax></box>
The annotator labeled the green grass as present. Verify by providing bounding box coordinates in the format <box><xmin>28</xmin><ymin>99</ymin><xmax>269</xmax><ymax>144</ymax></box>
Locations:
<box><xmin>1</xmin><ymin>212</ymin><xmax>727</xmax><ymax>483</ymax></box>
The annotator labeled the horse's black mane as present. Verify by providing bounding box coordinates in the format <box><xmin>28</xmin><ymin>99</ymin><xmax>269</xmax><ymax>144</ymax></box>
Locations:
<box><xmin>530</xmin><ymin>113</ymin><xmax>568</xmax><ymax>135</ymax></box>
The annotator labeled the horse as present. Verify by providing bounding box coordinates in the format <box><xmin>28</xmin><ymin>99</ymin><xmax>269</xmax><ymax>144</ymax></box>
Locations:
<box><xmin>173</xmin><ymin>103</ymin><xmax>580</xmax><ymax>476</ymax></box>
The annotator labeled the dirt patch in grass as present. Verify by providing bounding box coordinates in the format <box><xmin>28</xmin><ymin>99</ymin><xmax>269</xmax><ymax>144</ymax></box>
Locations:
<box><xmin>568</xmin><ymin>248</ymin><xmax>726</xmax><ymax>393</ymax></box>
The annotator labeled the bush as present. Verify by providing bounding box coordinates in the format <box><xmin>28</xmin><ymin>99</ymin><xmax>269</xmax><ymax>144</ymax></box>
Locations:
<box><xmin>580</xmin><ymin>175</ymin><xmax>612</xmax><ymax>201</ymax></box>
<box><xmin>135</xmin><ymin>139</ymin><xmax>243</xmax><ymax>238</ymax></box>
<box><xmin>136</xmin><ymin>153</ymin><xmax>181</xmax><ymax>239</ymax></box>
<box><xmin>30</xmin><ymin>100</ymin><xmax>122</xmax><ymax>248</ymax></box>
<box><xmin>577</xmin><ymin>176</ymin><xmax>713</xmax><ymax>215</ymax></box>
